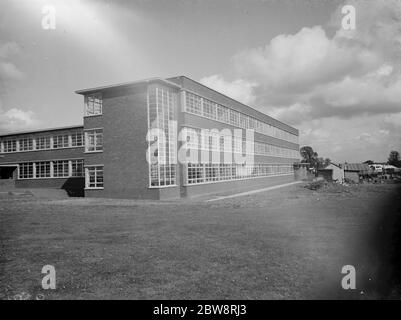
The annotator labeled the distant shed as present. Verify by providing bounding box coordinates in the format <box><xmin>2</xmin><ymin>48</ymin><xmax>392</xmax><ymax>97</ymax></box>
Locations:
<box><xmin>343</xmin><ymin>163</ymin><xmax>371</xmax><ymax>182</ymax></box>
<box><xmin>317</xmin><ymin>163</ymin><xmax>344</xmax><ymax>182</ymax></box>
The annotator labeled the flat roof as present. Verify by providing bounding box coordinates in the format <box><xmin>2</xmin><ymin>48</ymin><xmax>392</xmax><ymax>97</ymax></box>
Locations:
<box><xmin>170</xmin><ymin>76</ymin><xmax>298</xmax><ymax>135</ymax></box>
<box><xmin>76</xmin><ymin>75</ymin><xmax>298</xmax><ymax>135</ymax></box>
<box><xmin>0</xmin><ymin>124</ymin><xmax>83</xmax><ymax>138</ymax></box>
<box><xmin>75</xmin><ymin>77</ymin><xmax>181</xmax><ymax>95</ymax></box>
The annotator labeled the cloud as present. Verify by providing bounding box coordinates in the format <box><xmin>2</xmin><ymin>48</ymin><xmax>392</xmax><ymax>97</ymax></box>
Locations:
<box><xmin>0</xmin><ymin>41</ymin><xmax>23</xmax><ymax>81</ymax></box>
<box><xmin>0</xmin><ymin>40</ymin><xmax>38</xmax><ymax>133</ymax></box>
<box><xmin>200</xmin><ymin>74</ymin><xmax>257</xmax><ymax>105</ymax></box>
<box><xmin>0</xmin><ymin>106</ymin><xmax>40</xmax><ymax>133</ymax></box>
<box><xmin>200</xmin><ymin>0</ymin><xmax>401</xmax><ymax>161</ymax></box>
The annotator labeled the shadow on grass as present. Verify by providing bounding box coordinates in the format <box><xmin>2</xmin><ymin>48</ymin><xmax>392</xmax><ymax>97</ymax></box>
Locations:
<box><xmin>367</xmin><ymin>184</ymin><xmax>401</xmax><ymax>298</ymax></box>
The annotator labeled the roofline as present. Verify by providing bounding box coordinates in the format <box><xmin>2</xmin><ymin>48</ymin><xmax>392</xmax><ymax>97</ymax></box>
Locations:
<box><xmin>0</xmin><ymin>124</ymin><xmax>83</xmax><ymax>138</ymax></box>
<box><xmin>75</xmin><ymin>77</ymin><xmax>181</xmax><ymax>95</ymax></box>
<box><xmin>75</xmin><ymin>75</ymin><xmax>298</xmax><ymax>134</ymax></box>
<box><xmin>172</xmin><ymin>76</ymin><xmax>299</xmax><ymax>135</ymax></box>
<box><xmin>328</xmin><ymin>162</ymin><xmax>342</xmax><ymax>169</ymax></box>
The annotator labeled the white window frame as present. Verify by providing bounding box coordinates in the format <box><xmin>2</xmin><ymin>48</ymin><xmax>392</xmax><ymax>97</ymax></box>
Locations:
<box><xmin>85</xmin><ymin>165</ymin><xmax>104</xmax><ymax>189</ymax></box>
<box><xmin>53</xmin><ymin>134</ymin><xmax>70</xmax><ymax>149</ymax></box>
<box><xmin>84</xmin><ymin>93</ymin><xmax>103</xmax><ymax>116</ymax></box>
<box><xmin>84</xmin><ymin>128</ymin><xmax>103</xmax><ymax>153</ymax></box>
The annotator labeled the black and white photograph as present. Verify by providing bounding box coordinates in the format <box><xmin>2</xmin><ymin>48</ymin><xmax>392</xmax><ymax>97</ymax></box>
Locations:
<box><xmin>0</xmin><ymin>0</ymin><xmax>401</xmax><ymax>306</ymax></box>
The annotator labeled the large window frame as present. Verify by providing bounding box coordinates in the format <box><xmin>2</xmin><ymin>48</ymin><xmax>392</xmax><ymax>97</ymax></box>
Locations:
<box><xmin>53</xmin><ymin>160</ymin><xmax>70</xmax><ymax>178</ymax></box>
<box><xmin>85</xmin><ymin>165</ymin><xmax>104</xmax><ymax>189</ymax></box>
<box><xmin>85</xmin><ymin>128</ymin><xmax>103</xmax><ymax>153</ymax></box>
<box><xmin>147</xmin><ymin>85</ymin><xmax>177</xmax><ymax>188</ymax></box>
<box><xmin>36</xmin><ymin>136</ymin><xmax>51</xmax><ymax>150</ymax></box>
<box><xmin>17</xmin><ymin>159</ymin><xmax>84</xmax><ymax>180</ymax></box>
<box><xmin>3</xmin><ymin>140</ymin><xmax>17</xmax><ymax>153</ymax></box>
<box><xmin>84</xmin><ymin>93</ymin><xmax>102</xmax><ymax>116</ymax></box>
<box><xmin>185</xmin><ymin>163</ymin><xmax>294</xmax><ymax>186</ymax></box>
<box><xmin>53</xmin><ymin>134</ymin><xmax>69</xmax><ymax>149</ymax></box>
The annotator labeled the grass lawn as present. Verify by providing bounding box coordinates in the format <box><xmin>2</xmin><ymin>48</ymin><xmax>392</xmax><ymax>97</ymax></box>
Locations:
<box><xmin>1</xmin><ymin>182</ymin><xmax>401</xmax><ymax>299</ymax></box>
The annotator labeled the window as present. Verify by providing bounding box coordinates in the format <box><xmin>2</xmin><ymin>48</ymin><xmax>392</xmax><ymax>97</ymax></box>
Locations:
<box><xmin>202</xmin><ymin>99</ymin><xmax>217</xmax><ymax>120</ymax></box>
<box><xmin>3</xmin><ymin>140</ymin><xmax>17</xmax><ymax>153</ymax></box>
<box><xmin>229</xmin><ymin>110</ymin><xmax>239</xmax><ymax>126</ymax></box>
<box><xmin>217</xmin><ymin>105</ymin><xmax>229</xmax><ymax>123</ymax></box>
<box><xmin>183</xmin><ymin>91</ymin><xmax>299</xmax><ymax>143</ymax></box>
<box><xmin>86</xmin><ymin>166</ymin><xmax>104</xmax><ymax>188</ymax></box>
<box><xmin>185</xmin><ymin>163</ymin><xmax>294</xmax><ymax>185</ymax></box>
<box><xmin>71</xmin><ymin>160</ymin><xmax>84</xmax><ymax>177</ymax></box>
<box><xmin>187</xmin><ymin>163</ymin><xmax>204</xmax><ymax>184</ymax></box>
<box><xmin>148</xmin><ymin>85</ymin><xmax>177</xmax><ymax>187</ymax></box>
<box><xmin>36</xmin><ymin>162</ymin><xmax>51</xmax><ymax>178</ymax></box>
<box><xmin>239</xmin><ymin>114</ymin><xmax>248</xmax><ymax>129</ymax></box>
<box><xmin>71</xmin><ymin>131</ymin><xmax>83</xmax><ymax>147</ymax></box>
<box><xmin>19</xmin><ymin>163</ymin><xmax>34</xmax><ymax>179</ymax></box>
<box><xmin>53</xmin><ymin>160</ymin><xmax>69</xmax><ymax>178</ymax></box>
<box><xmin>85</xmin><ymin>129</ymin><xmax>103</xmax><ymax>152</ymax></box>
<box><xmin>185</xmin><ymin>92</ymin><xmax>202</xmax><ymax>115</ymax></box>
<box><xmin>53</xmin><ymin>135</ymin><xmax>69</xmax><ymax>149</ymax></box>
<box><xmin>85</xmin><ymin>93</ymin><xmax>102</xmax><ymax>116</ymax></box>
<box><xmin>36</xmin><ymin>136</ymin><xmax>51</xmax><ymax>150</ymax></box>
<box><xmin>19</xmin><ymin>138</ymin><xmax>33</xmax><ymax>152</ymax></box>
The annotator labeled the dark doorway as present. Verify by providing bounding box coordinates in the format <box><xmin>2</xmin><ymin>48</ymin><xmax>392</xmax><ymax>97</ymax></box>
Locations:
<box><xmin>0</xmin><ymin>167</ymin><xmax>16</xmax><ymax>179</ymax></box>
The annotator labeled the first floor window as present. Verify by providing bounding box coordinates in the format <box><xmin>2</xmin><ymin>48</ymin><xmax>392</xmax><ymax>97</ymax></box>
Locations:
<box><xmin>36</xmin><ymin>162</ymin><xmax>51</xmax><ymax>178</ymax></box>
<box><xmin>3</xmin><ymin>140</ymin><xmax>17</xmax><ymax>153</ymax></box>
<box><xmin>86</xmin><ymin>166</ymin><xmax>104</xmax><ymax>188</ymax></box>
<box><xmin>19</xmin><ymin>138</ymin><xmax>33</xmax><ymax>151</ymax></box>
<box><xmin>36</xmin><ymin>136</ymin><xmax>51</xmax><ymax>150</ymax></box>
<box><xmin>71</xmin><ymin>131</ymin><xmax>83</xmax><ymax>147</ymax></box>
<box><xmin>85</xmin><ymin>129</ymin><xmax>103</xmax><ymax>152</ymax></box>
<box><xmin>71</xmin><ymin>160</ymin><xmax>84</xmax><ymax>177</ymax></box>
<box><xmin>19</xmin><ymin>163</ymin><xmax>34</xmax><ymax>179</ymax></box>
<box><xmin>53</xmin><ymin>160</ymin><xmax>69</xmax><ymax>177</ymax></box>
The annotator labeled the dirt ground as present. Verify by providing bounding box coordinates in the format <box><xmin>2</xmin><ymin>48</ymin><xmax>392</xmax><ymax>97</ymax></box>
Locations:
<box><xmin>1</xmin><ymin>182</ymin><xmax>401</xmax><ymax>300</ymax></box>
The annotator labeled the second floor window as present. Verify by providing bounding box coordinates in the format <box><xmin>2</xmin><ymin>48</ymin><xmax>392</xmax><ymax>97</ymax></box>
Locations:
<box><xmin>85</xmin><ymin>93</ymin><xmax>102</xmax><ymax>116</ymax></box>
<box><xmin>3</xmin><ymin>140</ymin><xmax>17</xmax><ymax>153</ymax></box>
<box><xmin>71</xmin><ymin>131</ymin><xmax>83</xmax><ymax>147</ymax></box>
<box><xmin>53</xmin><ymin>135</ymin><xmax>69</xmax><ymax>149</ymax></box>
<box><xmin>85</xmin><ymin>129</ymin><xmax>103</xmax><ymax>152</ymax></box>
<box><xmin>19</xmin><ymin>138</ymin><xmax>33</xmax><ymax>152</ymax></box>
<box><xmin>36</xmin><ymin>136</ymin><xmax>51</xmax><ymax>150</ymax></box>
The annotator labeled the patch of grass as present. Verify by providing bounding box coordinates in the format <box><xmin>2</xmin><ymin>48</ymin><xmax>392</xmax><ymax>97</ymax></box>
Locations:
<box><xmin>0</xmin><ymin>184</ymin><xmax>400</xmax><ymax>299</ymax></box>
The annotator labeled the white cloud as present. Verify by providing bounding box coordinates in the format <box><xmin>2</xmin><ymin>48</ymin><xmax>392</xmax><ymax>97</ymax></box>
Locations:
<box><xmin>200</xmin><ymin>0</ymin><xmax>401</xmax><ymax>161</ymax></box>
<box><xmin>0</xmin><ymin>41</ymin><xmax>23</xmax><ymax>81</ymax></box>
<box><xmin>0</xmin><ymin>106</ymin><xmax>40</xmax><ymax>133</ymax></box>
<box><xmin>200</xmin><ymin>75</ymin><xmax>257</xmax><ymax>105</ymax></box>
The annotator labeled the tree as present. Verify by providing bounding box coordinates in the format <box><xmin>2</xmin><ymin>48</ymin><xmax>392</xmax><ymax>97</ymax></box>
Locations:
<box><xmin>300</xmin><ymin>146</ymin><xmax>330</xmax><ymax>170</ymax></box>
<box><xmin>300</xmin><ymin>146</ymin><xmax>318</xmax><ymax>168</ymax></box>
<box><xmin>388</xmin><ymin>150</ymin><xmax>401</xmax><ymax>167</ymax></box>
<box><xmin>363</xmin><ymin>160</ymin><xmax>374</xmax><ymax>165</ymax></box>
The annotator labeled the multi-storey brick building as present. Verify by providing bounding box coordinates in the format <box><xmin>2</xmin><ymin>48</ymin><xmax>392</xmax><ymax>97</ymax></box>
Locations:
<box><xmin>0</xmin><ymin>76</ymin><xmax>300</xmax><ymax>199</ymax></box>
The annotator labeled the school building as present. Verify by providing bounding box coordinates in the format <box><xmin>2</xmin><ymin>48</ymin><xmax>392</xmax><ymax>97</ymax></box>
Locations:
<box><xmin>0</xmin><ymin>76</ymin><xmax>300</xmax><ymax>199</ymax></box>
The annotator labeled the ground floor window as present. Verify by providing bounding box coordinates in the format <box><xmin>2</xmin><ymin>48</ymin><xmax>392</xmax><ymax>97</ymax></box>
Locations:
<box><xmin>53</xmin><ymin>160</ymin><xmax>69</xmax><ymax>178</ymax></box>
<box><xmin>71</xmin><ymin>160</ymin><xmax>84</xmax><ymax>177</ymax></box>
<box><xmin>19</xmin><ymin>163</ymin><xmax>34</xmax><ymax>179</ymax></box>
<box><xmin>150</xmin><ymin>164</ymin><xmax>176</xmax><ymax>187</ymax></box>
<box><xmin>85</xmin><ymin>166</ymin><xmax>104</xmax><ymax>189</ymax></box>
<box><xmin>17</xmin><ymin>159</ymin><xmax>84</xmax><ymax>179</ymax></box>
<box><xmin>186</xmin><ymin>163</ymin><xmax>294</xmax><ymax>185</ymax></box>
<box><xmin>36</xmin><ymin>162</ymin><xmax>51</xmax><ymax>178</ymax></box>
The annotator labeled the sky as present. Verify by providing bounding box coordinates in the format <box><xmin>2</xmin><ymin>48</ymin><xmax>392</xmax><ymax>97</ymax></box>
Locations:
<box><xmin>0</xmin><ymin>0</ymin><xmax>400</xmax><ymax>163</ymax></box>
